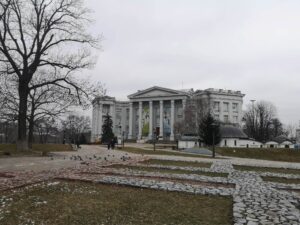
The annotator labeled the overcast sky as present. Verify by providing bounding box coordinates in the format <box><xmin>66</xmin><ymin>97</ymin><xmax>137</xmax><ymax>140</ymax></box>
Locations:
<box><xmin>84</xmin><ymin>0</ymin><xmax>300</xmax><ymax>126</ymax></box>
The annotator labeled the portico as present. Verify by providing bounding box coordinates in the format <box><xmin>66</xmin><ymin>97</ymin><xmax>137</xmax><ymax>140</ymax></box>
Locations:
<box><xmin>127</xmin><ymin>86</ymin><xmax>189</xmax><ymax>141</ymax></box>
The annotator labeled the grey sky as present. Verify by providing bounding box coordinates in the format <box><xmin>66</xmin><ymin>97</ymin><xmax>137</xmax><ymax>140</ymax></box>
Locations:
<box><xmin>85</xmin><ymin>0</ymin><xmax>300</xmax><ymax>125</ymax></box>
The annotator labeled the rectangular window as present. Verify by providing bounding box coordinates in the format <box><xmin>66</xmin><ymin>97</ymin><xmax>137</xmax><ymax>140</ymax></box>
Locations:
<box><xmin>232</xmin><ymin>103</ymin><xmax>238</xmax><ymax>112</ymax></box>
<box><xmin>213</xmin><ymin>102</ymin><xmax>220</xmax><ymax>112</ymax></box>
<box><xmin>233</xmin><ymin>116</ymin><xmax>238</xmax><ymax>123</ymax></box>
<box><xmin>223</xmin><ymin>102</ymin><xmax>229</xmax><ymax>112</ymax></box>
<box><xmin>224</xmin><ymin>115</ymin><xmax>229</xmax><ymax>123</ymax></box>
<box><xmin>214</xmin><ymin>114</ymin><xmax>220</xmax><ymax>120</ymax></box>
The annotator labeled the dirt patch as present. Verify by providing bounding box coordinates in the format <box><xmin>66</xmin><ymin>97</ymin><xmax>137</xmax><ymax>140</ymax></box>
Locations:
<box><xmin>0</xmin><ymin>172</ymin><xmax>15</xmax><ymax>178</ymax></box>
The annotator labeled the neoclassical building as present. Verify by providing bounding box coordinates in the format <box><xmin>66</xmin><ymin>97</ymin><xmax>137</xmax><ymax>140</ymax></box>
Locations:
<box><xmin>91</xmin><ymin>86</ymin><xmax>245</xmax><ymax>142</ymax></box>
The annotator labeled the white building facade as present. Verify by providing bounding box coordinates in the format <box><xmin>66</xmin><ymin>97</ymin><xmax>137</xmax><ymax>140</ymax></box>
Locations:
<box><xmin>91</xmin><ymin>86</ymin><xmax>245</xmax><ymax>143</ymax></box>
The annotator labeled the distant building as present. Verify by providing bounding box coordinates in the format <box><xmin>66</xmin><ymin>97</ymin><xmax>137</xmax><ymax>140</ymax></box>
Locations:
<box><xmin>91</xmin><ymin>86</ymin><xmax>245</xmax><ymax>143</ymax></box>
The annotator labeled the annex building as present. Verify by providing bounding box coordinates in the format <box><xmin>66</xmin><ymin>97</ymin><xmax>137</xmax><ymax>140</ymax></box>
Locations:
<box><xmin>91</xmin><ymin>86</ymin><xmax>245</xmax><ymax>143</ymax></box>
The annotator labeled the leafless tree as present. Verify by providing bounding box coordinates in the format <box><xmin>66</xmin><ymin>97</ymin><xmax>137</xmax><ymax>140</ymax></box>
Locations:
<box><xmin>62</xmin><ymin>114</ymin><xmax>90</xmax><ymax>144</ymax></box>
<box><xmin>0</xmin><ymin>0</ymin><xmax>100</xmax><ymax>150</ymax></box>
<box><xmin>284</xmin><ymin>123</ymin><xmax>297</xmax><ymax>140</ymax></box>
<box><xmin>243</xmin><ymin>101</ymin><xmax>277</xmax><ymax>142</ymax></box>
<box><xmin>173</xmin><ymin>98</ymin><xmax>209</xmax><ymax>137</ymax></box>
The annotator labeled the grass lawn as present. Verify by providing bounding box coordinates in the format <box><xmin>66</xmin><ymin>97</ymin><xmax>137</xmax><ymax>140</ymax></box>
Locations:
<box><xmin>262</xmin><ymin>176</ymin><xmax>300</xmax><ymax>184</ymax></box>
<box><xmin>0</xmin><ymin>144</ymin><xmax>73</xmax><ymax>157</ymax></box>
<box><xmin>108</xmin><ymin>164</ymin><xmax>228</xmax><ymax>177</ymax></box>
<box><xmin>216</xmin><ymin>147</ymin><xmax>300</xmax><ymax>162</ymax></box>
<box><xmin>141</xmin><ymin>159</ymin><xmax>212</xmax><ymax>168</ymax></box>
<box><xmin>0</xmin><ymin>181</ymin><xmax>233</xmax><ymax>225</ymax></box>
<box><xmin>120</xmin><ymin>147</ymin><xmax>215</xmax><ymax>159</ymax></box>
<box><xmin>233</xmin><ymin>165</ymin><xmax>300</xmax><ymax>175</ymax></box>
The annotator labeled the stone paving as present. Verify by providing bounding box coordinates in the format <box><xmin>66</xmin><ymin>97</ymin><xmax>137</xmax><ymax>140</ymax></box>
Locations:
<box><xmin>0</xmin><ymin>146</ymin><xmax>300</xmax><ymax>224</ymax></box>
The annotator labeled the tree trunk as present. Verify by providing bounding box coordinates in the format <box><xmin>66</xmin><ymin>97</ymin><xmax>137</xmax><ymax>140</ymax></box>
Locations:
<box><xmin>28</xmin><ymin>102</ymin><xmax>35</xmax><ymax>149</ymax></box>
<box><xmin>17</xmin><ymin>84</ymin><xmax>29</xmax><ymax>151</ymax></box>
<box><xmin>28</xmin><ymin>117</ymin><xmax>34</xmax><ymax>149</ymax></box>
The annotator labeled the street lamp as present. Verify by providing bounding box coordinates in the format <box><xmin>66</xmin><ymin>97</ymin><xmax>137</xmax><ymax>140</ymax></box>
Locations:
<box><xmin>153</xmin><ymin>129</ymin><xmax>157</xmax><ymax>151</ymax></box>
<box><xmin>118</xmin><ymin>124</ymin><xmax>122</xmax><ymax>148</ymax></box>
<box><xmin>211</xmin><ymin>122</ymin><xmax>218</xmax><ymax>158</ymax></box>
<box><xmin>122</xmin><ymin>131</ymin><xmax>125</xmax><ymax>149</ymax></box>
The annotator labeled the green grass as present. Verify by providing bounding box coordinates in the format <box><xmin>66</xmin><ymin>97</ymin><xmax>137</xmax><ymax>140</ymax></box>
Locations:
<box><xmin>0</xmin><ymin>144</ymin><xmax>73</xmax><ymax>157</ymax></box>
<box><xmin>108</xmin><ymin>164</ymin><xmax>228</xmax><ymax>177</ymax></box>
<box><xmin>234</xmin><ymin>165</ymin><xmax>300</xmax><ymax>175</ymax></box>
<box><xmin>120</xmin><ymin>147</ymin><xmax>214</xmax><ymax>158</ymax></box>
<box><xmin>216</xmin><ymin>147</ymin><xmax>300</xmax><ymax>162</ymax></box>
<box><xmin>0</xmin><ymin>181</ymin><xmax>233</xmax><ymax>225</ymax></box>
<box><xmin>141</xmin><ymin>159</ymin><xmax>212</xmax><ymax>168</ymax></box>
<box><xmin>262</xmin><ymin>176</ymin><xmax>300</xmax><ymax>184</ymax></box>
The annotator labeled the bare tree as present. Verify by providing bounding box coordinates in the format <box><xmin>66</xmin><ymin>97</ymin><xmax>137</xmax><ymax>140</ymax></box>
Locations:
<box><xmin>173</xmin><ymin>98</ymin><xmax>209</xmax><ymax>138</ymax></box>
<box><xmin>284</xmin><ymin>123</ymin><xmax>297</xmax><ymax>140</ymax></box>
<box><xmin>62</xmin><ymin>114</ymin><xmax>90</xmax><ymax>144</ymax></box>
<box><xmin>0</xmin><ymin>0</ymin><xmax>100</xmax><ymax>150</ymax></box>
<box><xmin>243</xmin><ymin>101</ymin><xmax>277</xmax><ymax>142</ymax></box>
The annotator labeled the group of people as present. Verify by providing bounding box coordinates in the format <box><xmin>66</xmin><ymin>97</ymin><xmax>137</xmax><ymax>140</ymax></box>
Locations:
<box><xmin>107</xmin><ymin>137</ymin><xmax>117</xmax><ymax>150</ymax></box>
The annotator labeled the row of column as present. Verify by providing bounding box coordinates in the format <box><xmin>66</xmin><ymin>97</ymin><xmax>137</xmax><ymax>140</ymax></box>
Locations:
<box><xmin>128</xmin><ymin>99</ymin><xmax>186</xmax><ymax>141</ymax></box>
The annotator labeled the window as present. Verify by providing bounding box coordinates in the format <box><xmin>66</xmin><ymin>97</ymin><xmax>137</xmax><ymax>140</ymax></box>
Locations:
<box><xmin>214</xmin><ymin>114</ymin><xmax>220</xmax><ymax>120</ymax></box>
<box><xmin>232</xmin><ymin>103</ymin><xmax>238</xmax><ymax>112</ymax></box>
<box><xmin>224</xmin><ymin>115</ymin><xmax>229</xmax><ymax>123</ymax></box>
<box><xmin>213</xmin><ymin>102</ymin><xmax>220</xmax><ymax>112</ymax></box>
<box><xmin>223</xmin><ymin>102</ymin><xmax>229</xmax><ymax>112</ymax></box>
<box><xmin>233</xmin><ymin>116</ymin><xmax>238</xmax><ymax>123</ymax></box>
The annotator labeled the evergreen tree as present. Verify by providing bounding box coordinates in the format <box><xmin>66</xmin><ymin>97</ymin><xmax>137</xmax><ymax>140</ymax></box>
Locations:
<box><xmin>199</xmin><ymin>113</ymin><xmax>221</xmax><ymax>146</ymax></box>
<box><xmin>101</xmin><ymin>114</ymin><xmax>114</xmax><ymax>143</ymax></box>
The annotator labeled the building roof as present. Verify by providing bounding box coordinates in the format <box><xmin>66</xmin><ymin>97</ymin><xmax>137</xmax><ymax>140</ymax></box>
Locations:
<box><xmin>179</xmin><ymin>135</ymin><xmax>199</xmax><ymax>141</ymax></box>
<box><xmin>272</xmin><ymin>135</ymin><xmax>291</xmax><ymax>144</ymax></box>
<box><xmin>128</xmin><ymin>86</ymin><xmax>191</xmax><ymax>99</ymax></box>
<box><xmin>220</xmin><ymin>125</ymin><xmax>248</xmax><ymax>139</ymax></box>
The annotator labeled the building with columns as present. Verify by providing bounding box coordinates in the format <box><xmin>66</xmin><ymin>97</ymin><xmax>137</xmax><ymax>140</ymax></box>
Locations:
<box><xmin>91</xmin><ymin>86</ymin><xmax>245</xmax><ymax>143</ymax></box>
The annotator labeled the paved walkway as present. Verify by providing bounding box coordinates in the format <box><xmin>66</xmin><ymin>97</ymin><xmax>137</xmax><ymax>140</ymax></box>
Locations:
<box><xmin>0</xmin><ymin>145</ymin><xmax>143</xmax><ymax>172</ymax></box>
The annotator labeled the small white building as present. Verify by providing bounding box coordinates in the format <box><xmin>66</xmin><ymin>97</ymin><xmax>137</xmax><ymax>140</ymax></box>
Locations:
<box><xmin>264</xmin><ymin>136</ymin><xmax>295</xmax><ymax>149</ymax></box>
<box><xmin>178</xmin><ymin>136</ymin><xmax>199</xmax><ymax>149</ymax></box>
<box><xmin>264</xmin><ymin>141</ymin><xmax>279</xmax><ymax>148</ymax></box>
<box><xmin>219</xmin><ymin>125</ymin><xmax>263</xmax><ymax>148</ymax></box>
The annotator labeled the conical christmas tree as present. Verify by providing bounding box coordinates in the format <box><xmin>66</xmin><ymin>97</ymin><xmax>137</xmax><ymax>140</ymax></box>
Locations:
<box><xmin>101</xmin><ymin>113</ymin><xmax>114</xmax><ymax>143</ymax></box>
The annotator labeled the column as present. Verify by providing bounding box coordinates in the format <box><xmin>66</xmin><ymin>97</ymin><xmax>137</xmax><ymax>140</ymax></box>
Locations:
<box><xmin>182</xmin><ymin>99</ymin><xmax>186</xmax><ymax>120</ymax></box>
<box><xmin>219</xmin><ymin>101</ymin><xmax>224</xmax><ymax>122</ymax></box>
<box><xmin>170</xmin><ymin>100</ymin><xmax>175</xmax><ymax>141</ymax></box>
<box><xmin>98</xmin><ymin>103</ymin><xmax>103</xmax><ymax>138</ymax></box>
<box><xmin>138</xmin><ymin>101</ymin><xmax>143</xmax><ymax>140</ymax></box>
<box><xmin>148</xmin><ymin>101</ymin><xmax>153</xmax><ymax>140</ymax></box>
<box><xmin>94</xmin><ymin>103</ymin><xmax>99</xmax><ymax>138</ymax></box>
<box><xmin>110</xmin><ymin>103</ymin><xmax>116</xmax><ymax>134</ymax></box>
<box><xmin>91</xmin><ymin>105</ymin><xmax>96</xmax><ymax>142</ymax></box>
<box><xmin>229</xmin><ymin>102</ymin><xmax>233</xmax><ymax>123</ymax></box>
<box><xmin>128</xmin><ymin>102</ymin><xmax>133</xmax><ymax>139</ymax></box>
<box><xmin>159</xmin><ymin>100</ymin><xmax>164</xmax><ymax>138</ymax></box>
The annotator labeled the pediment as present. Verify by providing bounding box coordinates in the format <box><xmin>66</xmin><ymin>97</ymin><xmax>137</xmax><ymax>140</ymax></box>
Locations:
<box><xmin>128</xmin><ymin>86</ymin><xmax>188</xmax><ymax>99</ymax></box>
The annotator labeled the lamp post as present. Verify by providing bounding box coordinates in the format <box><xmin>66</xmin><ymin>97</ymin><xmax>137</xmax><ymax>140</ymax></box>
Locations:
<box><xmin>153</xmin><ymin>129</ymin><xmax>157</xmax><ymax>151</ymax></box>
<box><xmin>118</xmin><ymin>124</ymin><xmax>122</xmax><ymax>148</ymax></box>
<box><xmin>212</xmin><ymin>122</ymin><xmax>218</xmax><ymax>158</ymax></box>
<box><xmin>122</xmin><ymin>131</ymin><xmax>125</xmax><ymax>149</ymax></box>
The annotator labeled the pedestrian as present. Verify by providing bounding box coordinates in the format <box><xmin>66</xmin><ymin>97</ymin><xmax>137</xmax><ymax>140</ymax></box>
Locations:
<box><xmin>107</xmin><ymin>141</ymin><xmax>111</xmax><ymax>150</ymax></box>
<box><xmin>111</xmin><ymin>138</ymin><xmax>115</xmax><ymax>150</ymax></box>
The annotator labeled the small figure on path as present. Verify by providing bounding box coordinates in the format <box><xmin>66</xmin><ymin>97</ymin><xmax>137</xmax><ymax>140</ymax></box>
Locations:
<box><xmin>111</xmin><ymin>138</ymin><xmax>116</xmax><ymax>150</ymax></box>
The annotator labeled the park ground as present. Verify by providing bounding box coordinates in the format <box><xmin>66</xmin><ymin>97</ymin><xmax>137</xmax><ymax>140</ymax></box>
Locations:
<box><xmin>0</xmin><ymin>143</ymin><xmax>300</xmax><ymax>224</ymax></box>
